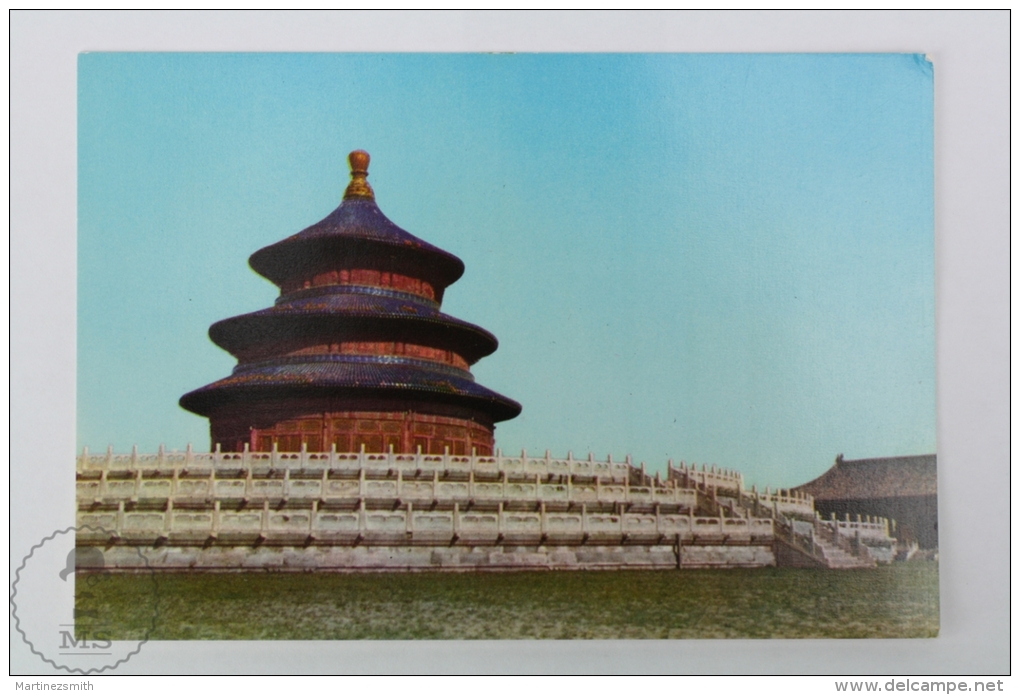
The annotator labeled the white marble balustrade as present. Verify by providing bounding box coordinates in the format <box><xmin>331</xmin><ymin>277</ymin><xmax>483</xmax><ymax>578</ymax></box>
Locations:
<box><xmin>77</xmin><ymin>502</ymin><xmax>777</xmax><ymax>546</ymax></box>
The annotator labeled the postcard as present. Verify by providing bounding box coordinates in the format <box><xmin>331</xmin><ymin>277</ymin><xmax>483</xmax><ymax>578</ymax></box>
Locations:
<box><xmin>51</xmin><ymin>53</ymin><xmax>939</xmax><ymax>651</ymax></box>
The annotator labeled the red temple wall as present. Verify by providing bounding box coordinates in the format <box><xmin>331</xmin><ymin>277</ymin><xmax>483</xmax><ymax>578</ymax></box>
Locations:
<box><xmin>212</xmin><ymin>411</ymin><xmax>494</xmax><ymax>456</ymax></box>
<box><xmin>281</xmin><ymin>269</ymin><xmax>437</xmax><ymax>301</ymax></box>
<box><xmin>286</xmin><ymin>341</ymin><xmax>470</xmax><ymax>370</ymax></box>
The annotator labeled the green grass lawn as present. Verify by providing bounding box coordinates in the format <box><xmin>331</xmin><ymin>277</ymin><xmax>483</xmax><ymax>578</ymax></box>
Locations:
<box><xmin>77</xmin><ymin>563</ymin><xmax>939</xmax><ymax>640</ymax></box>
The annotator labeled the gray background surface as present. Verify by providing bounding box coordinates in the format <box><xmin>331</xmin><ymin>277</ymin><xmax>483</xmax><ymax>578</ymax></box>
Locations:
<box><xmin>10</xmin><ymin>10</ymin><xmax>1009</xmax><ymax>674</ymax></box>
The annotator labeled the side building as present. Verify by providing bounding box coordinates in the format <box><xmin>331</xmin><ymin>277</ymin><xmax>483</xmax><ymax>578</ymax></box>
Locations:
<box><xmin>793</xmin><ymin>454</ymin><xmax>938</xmax><ymax>550</ymax></box>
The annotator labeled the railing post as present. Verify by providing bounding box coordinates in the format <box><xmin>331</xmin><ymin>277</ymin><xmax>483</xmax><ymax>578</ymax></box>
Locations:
<box><xmin>186</xmin><ymin>442</ymin><xmax>194</xmax><ymax>468</ymax></box>
<box><xmin>157</xmin><ymin>443</ymin><xmax>165</xmax><ymax>470</ymax></box>
<box><xmin>310</xmin><ymin>500</ymin><xmax>317</xmax><ymax>538</ymax></box>
<box><xmin>163</xmin><ymin>498</ymin><xmax>173</xmax><ymax>538</ymax></box>
<box><xmin>116</xmin><ymin>501</ymin><xmax>125</xmax><ymax>538</ymax></box>
<box><xmin>405</xmin><ymin>501</ymin><xmax>414</xmax><ymax>537</ymax></box>
<box><xmin>260</xmin><ymin>499</ymin><xmax>269</xmax><ymax>539</ymax></box>
<box><xmin>131</xmin><ymin>444</ymin><xmax>139</xmax><ymax>469</ymax></box>
<box><xmin>243</xmin><ymin>441</ymin><xmax>251</xmax><ymax>469</ymax></box>
<box><xmin>212</xmin><ymin>500</ymin><xmax>220</xmax><ymax>538</ymax></box>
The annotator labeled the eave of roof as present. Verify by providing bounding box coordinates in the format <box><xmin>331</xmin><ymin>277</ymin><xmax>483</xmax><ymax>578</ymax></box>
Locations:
<box><xmin>793</xmin><ymin>454</ymin><xmax>937</xmax><ymax>500</ymax></box>
<box><xmin>179</xmin><ymin>356</ymin><xmax>522</xmax><ymax>423</ymax></box>
<box><xmin>248</xmin><ymin>198</ymin><xmax>465</xmax><ymax>289</ymax></box>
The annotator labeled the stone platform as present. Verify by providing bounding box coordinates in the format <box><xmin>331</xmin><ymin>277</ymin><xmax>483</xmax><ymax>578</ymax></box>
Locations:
<box><xmin>76</xmin><ymin>446</ymin><xmax>893</xmax><ymax>571</ymax></box>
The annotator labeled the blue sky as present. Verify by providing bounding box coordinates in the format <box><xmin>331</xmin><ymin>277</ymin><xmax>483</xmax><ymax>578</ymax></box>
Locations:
<box><xmin>78</xmin><ymin>53</ymin><xmax>934</xmax><ymax>488</ymax></box>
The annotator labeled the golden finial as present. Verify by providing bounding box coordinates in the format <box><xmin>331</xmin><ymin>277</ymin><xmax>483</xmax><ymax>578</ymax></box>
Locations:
<box><xmin>344</xmin><ymin>149</ymin><xmax>375</xmax><ymax>200</ymax></box>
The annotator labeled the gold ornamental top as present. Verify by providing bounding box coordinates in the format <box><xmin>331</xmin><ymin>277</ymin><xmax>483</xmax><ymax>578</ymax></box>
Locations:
<box><xmin>343</xmin><ymin>149</ymin><xmax>375</xmax><ymax>200</ymax></box>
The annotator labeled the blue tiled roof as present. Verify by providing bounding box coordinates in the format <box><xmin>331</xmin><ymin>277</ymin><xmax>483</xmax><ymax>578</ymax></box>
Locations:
<box><xmin>180</xmin><ymin>355</ymin><xmax>522</xmax><ymax>422</ymax></box>
<box><xmin>209</xmin><ymin>285</ymin><xmax>498</xmax><ymax>362</ymax></box>
<box><xmin>248</xmin><ymin>198</ymin><xmax>464</xmax><ymax>288</ymax></box>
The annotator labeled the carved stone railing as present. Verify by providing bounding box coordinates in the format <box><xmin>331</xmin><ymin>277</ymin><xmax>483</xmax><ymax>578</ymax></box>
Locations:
<box><xmin>77</xmin><ymin>465</ymin><xmax>702</xmax><ymax>510</ymax></box>
<box><xmin>77</xmin><ymin>446</ymin><xmax>867</xmax><ymax>553</ymax></box>
<box><xmin>740</xmin><ymin>486</ymin><xmax>816</xmax><ymax>518</ymax></box>
<box><xmin>78</xmin><ymin>445</ymin><xmax>646</xmax><ymax>484</ymax></box>
<box><xmin>665</xmin><ymin>460</ymin><xmax>744</xmax><ymax>494</ymax></box>
<box><xmin>77</xmin><ymin>502</ymin><xmax>777</xmax><ymax>548</ymax></box>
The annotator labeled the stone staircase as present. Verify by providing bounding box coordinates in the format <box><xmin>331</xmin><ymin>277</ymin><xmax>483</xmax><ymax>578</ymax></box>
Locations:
<box><xmin>769</xmin><ymin>524</ymin><xmax>876</xmax><ymax>569</ymax></box>
<box><xmin>727</xmin><ymin>490</ymin><xmax>879</xmax><ymax>569</ymax></box>
<box><xmin>811</xmin><ymin>534</ymin><xmax>875</xmax><ymax>569</ymax></box>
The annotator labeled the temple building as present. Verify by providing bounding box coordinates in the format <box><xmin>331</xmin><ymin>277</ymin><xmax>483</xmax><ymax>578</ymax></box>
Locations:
<box><xmin>793</xmin><ymin>454</ymin><xmax>938</xmax><ymax>549</ymax></box>
<box><xmin>179</xmin><ymin>150</ymin><xmax>521</xmax><ymax>455</ymax></box>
